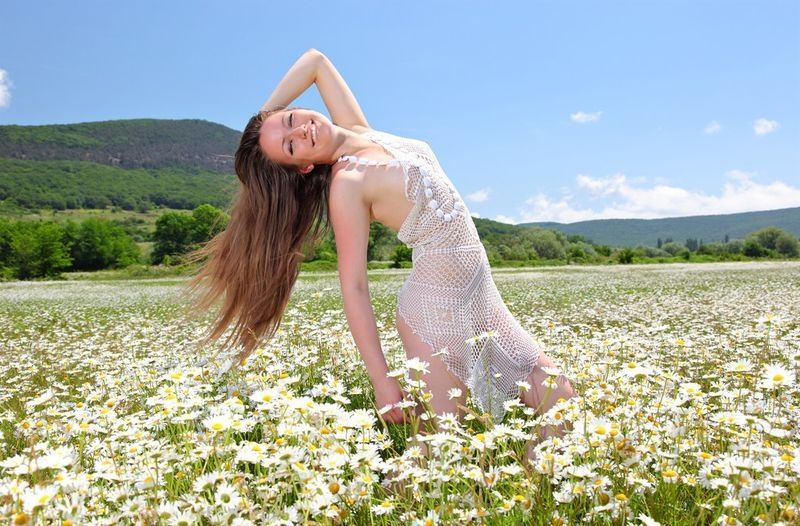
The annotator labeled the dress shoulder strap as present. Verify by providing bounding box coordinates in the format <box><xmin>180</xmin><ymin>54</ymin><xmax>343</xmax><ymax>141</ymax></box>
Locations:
<box><xmin>335</xmin><ymin>130</ymin><xmax>414</xmax><ymax>168</ymax></box>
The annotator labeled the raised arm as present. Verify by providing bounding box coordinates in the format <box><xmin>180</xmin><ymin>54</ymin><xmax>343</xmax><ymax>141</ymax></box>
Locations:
<box><xmin>260</xmin><ymin>49</ymin><xmax>369</xmax><ymax>131</ymax></box>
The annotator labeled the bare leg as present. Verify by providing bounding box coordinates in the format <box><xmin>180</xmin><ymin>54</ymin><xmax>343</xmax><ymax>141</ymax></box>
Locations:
<box><xmin>395</xmin><ymin>308</ymin><xmax>470</xmax><ymax>462</ymax></box>
<box><xmin>520</xmin><ymin>351</ymin><xmax>577</xmax><ymax>464</ymax></box>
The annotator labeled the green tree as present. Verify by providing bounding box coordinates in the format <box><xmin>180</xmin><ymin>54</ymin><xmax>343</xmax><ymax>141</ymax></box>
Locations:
<box><xmin>749</xmin><ymin>226</ymin><xmax>786</xmax><ymax>251</ymax></box>
<box><xmin>743</xmin><ymin>238</ymin><xmax>767</xmax><ymax>257</ymax></box>
<box><xmin>567</xmin><ymin>244</ymin><xmax>586</xmax><ymax>261</ymax></box>
<box><xmin>65</xmin><ymin>218</ymin><xmax>140</xmax><ymax>270</ymax></box>
<box><xmin>594</xmin><ymin>244</ymin><xmax>611</xmax><ymax>257</ymax></box>
<box><xmin>151</xmin><ymin>212</ymin><xmax>195</xmax><ymax>264</ymax></box>
<box><xmin>616</xmin><ymin>248</ymin><xmax>634</xmax><ymax>264</ymax></box>
<box><xmin>662</xmin><ymin>242</ymin><xmax>684</xmax><ymax>256</ymax></box>
<box><xmin>391</xmin><ymin>244</ymin><xmax>412</xmax><ymax>268</ymax></box>
<box><xmin>0</xmin><ymin>218</ymin><xmax>14</xmax><ymax>269</ymax></box>
<box><xmin>11</xmin><ymin>222</ymin><xmax>72</xmax><ymax>279</ymax></box>
<box><xmin>71</xmin><ymin>219</ymin><xmax>113</xmax><ymax>270</ymax></box>
<box><xmin>498</xmin><ymin>242</ymin><xmax>528</xmax><ymax>261</ymax></box>
<box><xmin>190</xmin><ymin>204</ymin><xmax>229</xmax><ymax>244</ymax></box>
<box><xmin>367</xmin><ymin>222</ymin><xmax>397</xmax><ymax>261</ymax></box>
<box><xmin>726</xmin><ymin>239</ymin><xmax>743</xmax><ymax>254</ymax></box>
<box><xmin>775</xmin><ymin>232</ymin><xmax>799</xmax><ymax>257</ymax></box>
<box><xmin>526</xmin><ymin>229</ymin><xmax>566</xmax><ymax>260</ymax></box>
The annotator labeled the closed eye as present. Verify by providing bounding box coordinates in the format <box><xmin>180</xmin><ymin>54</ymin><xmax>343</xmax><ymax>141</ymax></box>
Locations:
<box><xmin>289</xmin><ymin>113</ymin><xmax>294</xmax><ymax>156</ymax></box>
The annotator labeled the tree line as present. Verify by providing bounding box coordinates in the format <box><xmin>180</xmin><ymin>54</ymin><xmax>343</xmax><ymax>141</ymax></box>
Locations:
<box><xmin>0</xmin><ymin>205</ymin><xmax>797</xmax><ymax>280</ymax></box>
<box><xmin>0</xmin><ymin>204</ymin><xmax>229</xmax><ymax>280</ymax></box>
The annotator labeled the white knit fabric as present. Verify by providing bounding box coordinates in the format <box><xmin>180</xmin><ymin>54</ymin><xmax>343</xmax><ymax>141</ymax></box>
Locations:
<box><xmin>337</xmin><ymin>129</ymin><xmax>544</xmax><ymax>423</ymax></box>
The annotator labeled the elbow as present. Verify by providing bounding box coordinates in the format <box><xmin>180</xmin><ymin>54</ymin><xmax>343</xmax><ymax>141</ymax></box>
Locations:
<box><xmin>341</xmin><ymin>283</ymin><xmax>369</xmax><ymax>297</ymax></box>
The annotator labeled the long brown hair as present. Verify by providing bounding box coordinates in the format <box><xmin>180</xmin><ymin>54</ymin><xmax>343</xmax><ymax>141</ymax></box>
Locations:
<box><xmin>178</xmin><ymin>106</ymin><xmax>334</xmax><ymax>364</ymax></box>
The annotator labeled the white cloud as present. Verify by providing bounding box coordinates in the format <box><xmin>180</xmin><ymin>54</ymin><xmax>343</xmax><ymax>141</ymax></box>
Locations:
<box><xmin>570</xmin><ymin>110</ymin><xmax>603</xmax><ymax>123</ymax></box>
<box><xmin>520</xmin><ymin>193</ymin><xmax>598</xmax><ymax>223</ymax></box>
<box><xmin>517</xmin><ymin>170</ymin><xmax>800</xmax><ymax>223</ymax></box>
<box><xmin>0</xmin><ymin>69</ymin><xmax>11</xmax><ymax>108</ymax></box>
<box><xmin>466</xmin><ymin>187</ymin><xmax>490</xmax><ymax>203</ymax></box>
<box><xmin>493</xmin><ymin>215</ymin><xmax>517</xmax><ymax>224</ymax></box>
<box><xmin>753</xmin><ymin>118</ymin><xmax>778</xmax><ymax>136</ymax></box>
<box><xmin>576</xmin><ymin>173</ymin><xmax>626</xmax><ymax>196</ymax></box>
<box><xmin>704</xmin><ymin>120</ymin><xmax>721</xmax><ymax>134</ymax></box>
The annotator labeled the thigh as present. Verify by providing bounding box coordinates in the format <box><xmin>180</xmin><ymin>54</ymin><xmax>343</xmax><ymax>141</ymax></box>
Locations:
<box><xmin>395</xmin><ymin>307</ymin><xmax>469</xmax><ymax>421</ymax></box>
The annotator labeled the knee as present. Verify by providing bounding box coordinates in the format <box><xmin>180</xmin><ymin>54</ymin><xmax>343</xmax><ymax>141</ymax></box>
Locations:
<box><xmin>522</xmin><ymin>372</ymin><xmax>577</xmax><ymax>414</ymax></box>
<box><xmin>554</xmin><ymin>374</ymin><xmax>577</xmax><ymax>402</ymax></box>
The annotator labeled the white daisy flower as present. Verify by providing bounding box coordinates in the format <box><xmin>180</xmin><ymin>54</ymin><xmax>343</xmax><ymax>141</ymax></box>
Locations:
<box><xmin>759</xmin><ymin>364</ymin><xmax>795</xmax><ymax>389</ymax></box>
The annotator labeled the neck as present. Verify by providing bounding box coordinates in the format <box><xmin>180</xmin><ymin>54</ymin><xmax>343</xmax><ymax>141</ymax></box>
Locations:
<box><xmin>329</xmin><ymin>126</ymin><xmax>374</xmax><ymax>164</ymax></box>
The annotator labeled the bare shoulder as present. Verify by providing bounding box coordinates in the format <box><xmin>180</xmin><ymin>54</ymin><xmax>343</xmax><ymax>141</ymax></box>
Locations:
<box><xmin>330</xmin><ymin>161</ymin><xmax>365</xmax><ymax>185</ymax></box>
<box><xmin>329</xmin><ymin>164</ymin><xmax>369</xmax><ymax>210</ymax></box>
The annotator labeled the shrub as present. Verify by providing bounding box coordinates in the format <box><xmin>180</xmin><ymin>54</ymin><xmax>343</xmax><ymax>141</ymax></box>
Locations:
<box><xmin>594</xmin><ymin>244</ymin><xmax>611</xmax><ymax>257</ymax></box>
<box><xmin>662</xmin><ymin>242</ymin><xmax>684</xmax><ymax>256</ymax></box>
<box><xmin>726</xmin><ymin>240</ymin><xmax>743</xmax><ymax>254</ymax></box>
<box><xmin>743</xmin><ymin>238</ymin><xmax>767</xmax><ymax>257</ymax></box>
<box><xmin>527</xmin><ymin>229</ymin><xmax>566</xmax><ymax>260</ymax></box>
<box><xmin>391</xmin><ymin>244</ymin><xmax>412</xmax><ymax>268</ymax></box>
<box><xmin>775</xmin><ymin>232</ymin><xmax>799</xmax><ymax>257</ymax></box>
<box><xmin>617</xmin><ymin>248</ymin><xmax>635</xmax><ymax>264</ymax></box>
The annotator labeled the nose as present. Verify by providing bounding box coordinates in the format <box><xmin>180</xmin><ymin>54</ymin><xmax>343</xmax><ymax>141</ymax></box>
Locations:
<box><xmin>292</xmin><ymin>123</ymin><xmax>308</xmax><ymax>138</ymax></box>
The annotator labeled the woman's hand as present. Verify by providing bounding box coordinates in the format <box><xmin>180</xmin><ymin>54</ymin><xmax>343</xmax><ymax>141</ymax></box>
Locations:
<box><xmin>260</xmin><ymin>49</ymin><xmax>322</xmax><ymax>113</ymax></box>
<box><xmin>259</xmin><ymin>48</ymin><xmax>369</xmax><ymax>131</ymax></box>
<box><xmin>374</xmin><ymin>377</ymin><xmax>411</xmax><ymax>425</ymax></box>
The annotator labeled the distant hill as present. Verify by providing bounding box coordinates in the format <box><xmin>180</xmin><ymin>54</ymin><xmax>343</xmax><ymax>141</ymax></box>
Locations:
<box><xmin>521</xmin><ymin>207</ymin><xmax>800</xmax><ymax>247</ymax></box>
<box><xmin>0</xmin><ymin>158</ymin><xmax>237</xmax><ymax>211</ymax></box>
<box><xmin>0</xmin><ymin>119</ymin><xmax>241</xmax><ymax>172</ymax></box>
<box><xmin>0</xmin><ymin>119</ymin><xmax>243</xmax><ymax>213</ymax></box>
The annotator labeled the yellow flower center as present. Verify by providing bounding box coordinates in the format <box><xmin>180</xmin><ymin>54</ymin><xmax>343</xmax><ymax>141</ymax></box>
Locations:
<box><xmin>594</xmin><ymin>425</ymin><xmax>607</xmax><ymax>435</ymax></box>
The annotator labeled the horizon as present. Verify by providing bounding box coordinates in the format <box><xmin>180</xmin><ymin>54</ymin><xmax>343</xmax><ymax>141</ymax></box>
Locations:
<box><xmin>1</xmin><ymin>0</ymin><xmax>798</xmax><ymax>224</ymax></box>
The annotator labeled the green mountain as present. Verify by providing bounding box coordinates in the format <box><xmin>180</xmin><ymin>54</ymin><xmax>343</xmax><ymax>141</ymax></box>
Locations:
<box><xmin>0</xmin><ymin>119</ymin><xmax>240</xmax><ymax>172</ymax></box>
<box><xmin>0</xmin><ymin>158</ymin><xmax>237</xmax><ymax>211</ymax></box>
<box><xmin>521</xmin><ymin>207</ymin><xmax>800</xmax><ymax>247</ymax></box>
<box><xmin>0</xmin><ymin>119</ymin><xmax>242</xmax><ymax>212</ymax></box>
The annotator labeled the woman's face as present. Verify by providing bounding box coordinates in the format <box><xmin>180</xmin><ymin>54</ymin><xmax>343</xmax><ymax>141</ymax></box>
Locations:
<box><xmin>258</xmin><ymin>109</ymin><xmax>333</xmax><ymax>173</ymax></box>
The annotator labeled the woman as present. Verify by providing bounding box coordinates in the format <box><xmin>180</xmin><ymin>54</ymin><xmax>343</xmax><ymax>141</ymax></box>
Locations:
<box><xmin>182</xmin><ymin>49</ymin><xmax>577</xmax><ymax>464</ymax></box>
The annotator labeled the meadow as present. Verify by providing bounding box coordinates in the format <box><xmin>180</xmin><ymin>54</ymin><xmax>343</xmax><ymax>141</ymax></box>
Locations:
<box><xmin>0</xmin><ymin>262</ymin><xmax>798</xmax><ymax>525</ymax></box>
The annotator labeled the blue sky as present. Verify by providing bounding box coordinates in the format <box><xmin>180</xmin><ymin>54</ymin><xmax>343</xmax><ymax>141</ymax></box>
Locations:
<box><xmin>1</xmin><ymin>0</ymin><xmax>798</xmax><ymax>223</ymax></box>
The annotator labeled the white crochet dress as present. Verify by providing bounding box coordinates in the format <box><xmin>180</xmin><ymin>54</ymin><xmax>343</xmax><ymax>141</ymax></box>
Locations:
<box><xmin>337</xmin><ymin>129</ymin><xmax>544</xmax><ymax>423</ymax></box>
